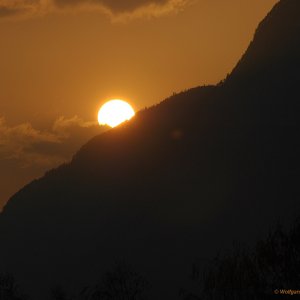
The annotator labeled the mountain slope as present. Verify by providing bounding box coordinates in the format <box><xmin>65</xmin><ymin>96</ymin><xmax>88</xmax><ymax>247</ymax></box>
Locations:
<box><xmin>0</xmin><ymin>0</ymin><xmax>299</xmax><ymax>299</ymax></box>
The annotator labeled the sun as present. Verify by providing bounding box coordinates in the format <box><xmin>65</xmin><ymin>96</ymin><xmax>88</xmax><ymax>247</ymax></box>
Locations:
<box><xmin>98</xmin><ymin>99</ymin><xmax>135</xmax><ymax>128</ymax></box>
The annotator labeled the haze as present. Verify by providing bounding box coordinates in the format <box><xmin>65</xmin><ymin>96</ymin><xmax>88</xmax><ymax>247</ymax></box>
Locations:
<box><xmin>0</xmin><ymin>0</ymin><xmax>277</xmax><ymax>209</ymax></box>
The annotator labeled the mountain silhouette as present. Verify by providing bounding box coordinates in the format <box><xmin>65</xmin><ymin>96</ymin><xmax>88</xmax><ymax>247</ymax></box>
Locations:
<box><xmin>0</xmin><ymin>0</ymin><xmax>299</xmax><ymax>299</ymax></box>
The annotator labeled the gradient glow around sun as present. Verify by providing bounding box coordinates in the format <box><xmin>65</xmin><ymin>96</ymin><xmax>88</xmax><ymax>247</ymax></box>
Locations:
<box><xmin>98</xmin><ymin>99</ymin><xmax>135</xmax><ymax>128</ymax></box>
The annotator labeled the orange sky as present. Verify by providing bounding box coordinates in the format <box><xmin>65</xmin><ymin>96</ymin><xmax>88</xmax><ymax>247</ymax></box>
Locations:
<box><xmin>0</xmin><ymin>0</ymin><xmax>277</xmax><ymax>209</ymax></box>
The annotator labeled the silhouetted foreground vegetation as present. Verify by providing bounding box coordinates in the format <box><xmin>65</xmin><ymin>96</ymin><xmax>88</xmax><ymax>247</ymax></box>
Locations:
<box><xmin>0</xmin><ymin>273</ymin><xmax>28</xmax><ymax>300</ymax></box>
<box><xmin>181</xmin><ymin>219</ymin><xmax>300</xmax><ymax>300</ymax></box>
<box><xmin>2</xmin><ymin>218</ymin><xmax>300</xmax><ymax>300</ymax></box>
<box><xmin>51</xmin><ymin>262</ymin><xmax>149</xmax><ymax>300</ymax></box>
<box><xmin>0</xmin><ymin>262</ymin><xmax>149</xmax><ymax>300</ymax></box>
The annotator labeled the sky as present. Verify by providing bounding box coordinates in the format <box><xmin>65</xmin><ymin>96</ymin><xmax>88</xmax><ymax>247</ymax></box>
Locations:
<box><xmin>0</xmin><ymin>0</ymin><xmax>277</xmax><ymax>209</ymax></box>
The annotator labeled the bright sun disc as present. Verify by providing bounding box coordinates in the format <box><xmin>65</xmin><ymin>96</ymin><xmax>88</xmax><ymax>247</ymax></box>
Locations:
<box><xmin>98</xmin><ymin>99</ymin><xmax>135</xmax><ymax>128</ymax></box>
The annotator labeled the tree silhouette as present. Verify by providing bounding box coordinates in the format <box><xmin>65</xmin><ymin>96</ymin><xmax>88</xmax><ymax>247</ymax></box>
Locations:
<box><xmin>86</xmin><ymin>262</ymin><xmax>149</xmax><ymax>300</ymax></box>
<box><xmin>0</xmin><ymin>273</ymin><xmax>27</xmax><ymax>300</ymax></box>
<box><xmin>50</xmin><ymin>285</ymin><xmax>69</xmax><ymax>300</ymax></box>
<box><xmin>181</xmin><ymin>219</ymin><xmax>300</xmax><ymax>300</ymax></box>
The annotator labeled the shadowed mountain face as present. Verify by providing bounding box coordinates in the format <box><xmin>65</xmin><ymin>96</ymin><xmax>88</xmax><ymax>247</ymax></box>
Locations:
<box><xmin>0</xmin><ymin>0</ymin><xmax>299</xmax><ymax>299</ymax></box>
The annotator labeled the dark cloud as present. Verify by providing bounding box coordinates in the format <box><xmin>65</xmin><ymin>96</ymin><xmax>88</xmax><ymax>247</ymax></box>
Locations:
<box><xmin>0</xmin><ymin>0</ymin><xmax>188</xmax><ymax>19</ymax></box>
<box><xmin>0</xmin><ymin>6</ymin><xmax>21</xmax><ymax>17</ymax></box>
<box><xmin>0</xmin><ymin>0</ymin><xmax>44</xmax><ymax>19</ymax></box>
<box><xmin>54</xmin><ymin>0</ymin><xmax>186</xmax><ymax>14</ymax></box>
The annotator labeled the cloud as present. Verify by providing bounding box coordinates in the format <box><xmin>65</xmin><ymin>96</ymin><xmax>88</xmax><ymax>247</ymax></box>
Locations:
<box><xmin>0</xmin><ymin>0</ymin><xmax>49</xmax><ymax>18</ymax></box>
<box><xmin>0</xmin><ymin>116</ymin><xmax>105</xmax><ymax>168</ymax></box>
<box><xmin>54</xmin><ymin>0</ymin><xmax>188</xmax><ymax>14</ymax></box>
<box><xmin>0</xmin><ymin>117</ymin><xmax>60</xmax><ymax>165</ymax></box>
<box><xmin>0</xmin><ymin>6</ymin><xmax>20</xmax><ymax>17</ymax></box>
<box><xmin>0</xmin><ymin>117</ymin><xmax>59</xmax><ymax>167</ymax></box>
<box><xmin>0</xmin><ymin>0</ymin><xmax>189</xmax><ymax>20</ymax></box>
<box><xmin>0</xmin><ymin>115</ymin><xmax>106</xmax><ymax>209</ymax></box>
<box><xmin>53</xmin><ymin>115</ymin><xmax>97</xmax><ymax>137</ymax></box>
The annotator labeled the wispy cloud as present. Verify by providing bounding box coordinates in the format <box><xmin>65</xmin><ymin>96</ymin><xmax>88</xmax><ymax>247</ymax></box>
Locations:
<box><xmin>0</xmin><ymin>0</ymin><xmax>190</xmax><ymax>20</ymax></box>
<box><xmin>0</xmin><ymin>117</ymin><xmax>59</xmax><ymax>165</ymax></box>
<box><xmin>0</xmin><ymin>116</ymin><xmax>104</xmax><ymax>168</ymax></box>
<box><xmin>53</xmin><ymin>115</ymin><xmax>97</xmax><ymax>137</ymax></box>
<box><xmin>0</xmin><ymin>0</ymin><xmax>50</xmax><ymax>18</ymax></box>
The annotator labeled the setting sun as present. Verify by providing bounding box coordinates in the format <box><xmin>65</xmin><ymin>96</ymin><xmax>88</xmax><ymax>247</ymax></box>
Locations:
<box><xmin>98</xmin><ymin>99</ymin><xmax>135</xmax><ymax>128</ymax></box>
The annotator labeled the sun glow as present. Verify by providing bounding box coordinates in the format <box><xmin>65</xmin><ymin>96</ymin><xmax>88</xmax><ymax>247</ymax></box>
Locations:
<box><xmin>98</xmin><ymin>99</ymin><xmax>135</xmax><ymax>128</ymax></box>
